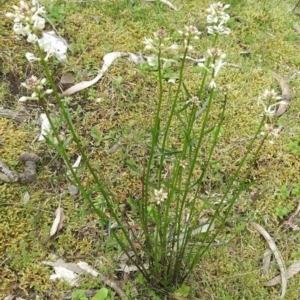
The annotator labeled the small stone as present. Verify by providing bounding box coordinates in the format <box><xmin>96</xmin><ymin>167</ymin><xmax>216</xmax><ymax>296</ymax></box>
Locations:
<box><xmin>19</xmin><ymin>152</ymin><xmax>40</xmax><ymax>163</ymax></box>
<box><xmin>69</xmin><ymin>185</ymin><xmax>79</xmax><ymax>196</ymax></box>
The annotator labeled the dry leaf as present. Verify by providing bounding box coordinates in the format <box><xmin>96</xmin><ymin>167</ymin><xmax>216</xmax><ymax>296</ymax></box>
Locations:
<box><xmin>38</xmin><ymin>113</ymin><xmax>51</xmax><ymax>141</ymax></box>
<box><xmin>50</xmin><ymin>207</ymin><xmax>65</xmax><ymax>236</ymax></box>
<box><xmin>160</xmin><ymin>0</ymin><xmax>178</xmax><ymax>11</ymax></box>
<box><xmin>127</xmin><ymin>52</ymin><xmax>145</xmax><ymax>64</ymax></box>
<box><xmin>271</xmin><ymin>71</ymin><xmax>294</xmax><ymax>117</ymax></box>
<box><xmin>72</xmin><ymin>156</ymin><xmax>82</xmax><ymax>169</ymax></box>
<box><xmin>77</xmin><ymin>261</ymin><xmax>99</xmax><ymax>277</ymax></box>
<box><xmin>61</xmin><ymin>52</ymin><xmax>128</xmax><ymax>97</ymax></box>
<box><xmin>106</xmin><ymin>142</ymin><xmax>121</xmax><ymax>154</ymax></box>
<box><xmin>261</xmin><ymin>249</ymin><xmax>272</xmax><ymax>274</ymax></box>
<box><xmin>60</xmin><ymin>72</ymin><xmax>75</xmax><ymax>85</ymax></box>
<box><xmin>49</xmin><ymin>266</ymin><xmax>79</xmax><ymax>286</ymax></box>
<box><xmin>146</xmin><ymin>0</ymin><xmax>178</xmax><ymax>10</ymax></box>
<box><xmin>43</xmin><ymin>259</ymin><xmax>84</xmax><ymax>274</ymax></box>
<box><xmin>43</xmin><ymin>259</ymin><xmax>101</xmax><ymax>286</ymax></box>
<box><xmin>22</xmin><ymin>191</ymin><xmax>30</xmax><ymax>203</ymax></box>
<box><xmin>251</xmin><ymin>222</ymin><xmax>287</xmax><ymax>298</ymax></box>
<box><xmin>265</xmin><ymin>261</ymin><xmax>300</xmax><ymax>286</ymax></box>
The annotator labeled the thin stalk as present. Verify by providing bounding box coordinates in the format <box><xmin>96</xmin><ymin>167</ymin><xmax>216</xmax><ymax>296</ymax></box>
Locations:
<box><xmin>38</xmin><ymin>46</ymin><xmax>151</xmax><ymax>280</ymax></box>
<box><xmin>184</xmin><ymin>117</ymin><xmax>267</xmax><ymax>280</ymax></box>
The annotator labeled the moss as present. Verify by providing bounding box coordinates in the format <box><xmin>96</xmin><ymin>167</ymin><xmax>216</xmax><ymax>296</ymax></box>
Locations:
<box><xmin>1</xmin><ymin>0</ymin><xmax>300</xmax><ymax>298</ymax></box>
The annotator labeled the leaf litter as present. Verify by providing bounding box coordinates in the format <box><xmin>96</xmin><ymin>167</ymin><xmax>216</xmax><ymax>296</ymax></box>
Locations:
<box><xmin>251</xmin><ymin>222</ymin><xmax>287</xmax><ymax>298</ymax></box>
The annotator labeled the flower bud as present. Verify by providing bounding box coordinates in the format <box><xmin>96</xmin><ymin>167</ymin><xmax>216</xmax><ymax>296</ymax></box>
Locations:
<box><xmin>45</xmin><ymin>89</ymin><xmax>53</xmax><ymax>94</ymax></box>
<box><xmin>25</xmin><ymin>52</ymin><xmax>40</xmax><ymax>63</ymax></box>
<box><xmin>5</xmin><ymin>12</ymin><xmax>15</xmax><ymax>19</ymax></box>
<box><xmin>19</xmin><ymin>96</ymin><xmax>28</xmax><ymax>102</ymax></box>
<box><xmin>40</xmin><ymin>78</ymin><xmax>47</xmax><ymax>85</ymax></box>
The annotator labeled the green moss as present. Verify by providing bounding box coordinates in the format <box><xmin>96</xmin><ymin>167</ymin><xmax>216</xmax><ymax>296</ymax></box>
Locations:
<box><xmin>1</xmin><ymin>0</ymin><xmax>300</xmax><ymax>298</ymax></box>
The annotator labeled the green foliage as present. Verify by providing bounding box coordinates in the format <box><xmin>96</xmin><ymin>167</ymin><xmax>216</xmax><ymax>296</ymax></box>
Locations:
<box><xmin>92</xmin><ymin>288</ymin><xmax>109</xmax><ymax>300</ymax></box>
<box><xmin>279</xmin><ymin>184</ymin><xmax>290</xmax><ymax>200</ymax></box>
<box><xmin>72</xmin><ymin>290</ymin><xmax>88</xmax><ymax>300</ymax></box>
<box><xmin>275</xmin><ymin>206</ymin><xmax>289</xmax><ymax>219</ymax></box>
<box><xmin>47</xmin><ymin>2</ymin><xmax>66</xmax><ymax>25</ymax></box>
<box><xmin>287</xmin><ymin>136</ymin><xmax>300</xmax><ymax>154</ymax></box>
<box><xmin>72</xmin><ymin>288</ymin><xmax>109</xmax><ymax>300</ymax></box>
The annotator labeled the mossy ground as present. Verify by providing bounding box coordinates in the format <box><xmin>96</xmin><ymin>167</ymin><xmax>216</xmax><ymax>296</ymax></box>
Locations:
<box><xmin>1</xmin><ymin>0</ymin><xmax>300</xmax><ymax>299</ymax></box>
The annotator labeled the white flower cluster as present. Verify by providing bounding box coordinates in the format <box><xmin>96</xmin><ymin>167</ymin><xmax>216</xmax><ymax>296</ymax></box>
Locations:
<box><xmin>143</xmin><ymin>29</ymin><xmax>179</xmax><ymax>54</ymax></box>
<box><xmin>5</xmin><ymin>0</ymin><xmax>46</xmax><ymax>43</ymax></box>
<box><xmin>19</xmin><ymin>75</ymin><xmax>53</xmax><ymax>102</ymax></box>
<box><xmin>6</xmin><ymin>1</ymin><xmax>68</xmax><ymax>62</ymax></box>
<box><xmin>198</xmin><ymin>48</ymin><xmax>227</xmax><ymax>89</ymax></box>
<box><xmin>206</xmin><ymin>2</ymin><xmax>231</xmax><ymax>35</ymax></box>
<box><xmin>154</xmin><ymin>188</ymin><xmax>168</xmax><ymax>205</ymax></box>
<box><xmin>178</xmin><ymin>25</ymin><xmax>201</xmax><ymax>51</ymax></box>
<box><xmin>257</xmin><ymin>89</ymin><xmax>286</xmax><ymax>117</ymax></box>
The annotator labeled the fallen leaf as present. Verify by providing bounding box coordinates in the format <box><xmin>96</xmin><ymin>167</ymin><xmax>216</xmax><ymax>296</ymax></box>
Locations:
<box><xmin>160</xmin><ymin>0</ymin><xmax>178</xmax><ymax>10</ymax></box>
<box><xmin>127</xmin><ymin>52</ymin><xmax>145</xmax><ymax>64</ymax></box>
<box><xmin>22</xmin><ymin>191</ymin><xmax>30</xmax><ymax>203</ymax></box>
<box><xmin>106</xmin><ymin>142</ymin><xmax>121</xmax><ymax>154</ymax></box>
<box><xmin>61</xmin><ymin>52</ymin><xmax>128</xmax><ymax>97</ymax></box>
<box><xmin>261</xmin><ymin>249</ymin><xmax>272</xmax><ymax>274</ymax></box>
<box><xmin>265</xmin><ymin>261</ymin><xmax>300</xmax><ymax>286</ymax></box>
<box><xmin>50</xmin><ymin>207</ymin><xmax>65</xmax><ymax>236</ymax></box>
<box><xmin>271</xmin><ymin>71</ymin><xmax>294</xmax><ymax>117</ymax></box>
<box><xmin>251</xmin><ymin>222</ymin><xmax>287</xmax><ymax>298</ymax></box>
<box><xmin>60</xmin><ymin>72</ymin><xmax>75</xmax><ymax>85</ymax></box>
<box><xmin>72</xmin><ymin>155</ymin><xmax>82</xmax><ymax>169</ymax></box>
<box><xmin>49</xmin><ymin>266</ymin><xmax>79</xmax><ymax>286</ymax></box>
<box><xmin>77</xmin><ymin>261</ymin><xmax>99</xmax><ymax>277</ymax></box>
<box><xmin>38</xmin><ymin>113</ymin><xmax>51</xmax><ymax>141</ymax></box>
<box><xmin>146</xmin><ymin>0</ymin><xmax>178</xmax><ymax>11</ymax></box>
<box><xmin>42</xmin><ymin>259</ymin><xmax>84</xmax><ymax>274</ymax></box>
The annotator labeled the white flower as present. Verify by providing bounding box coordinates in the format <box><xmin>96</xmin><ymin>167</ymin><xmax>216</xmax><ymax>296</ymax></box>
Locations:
<box><xmin>207</xmin><ymin>14</ymin><xmax>218</xmax><ymax>24</ymax></box>
<box><xmin>208</xmin><ymin>23</ymin><xmax>231</xmax><ymax>35</ymax></box>
<box><xmin>32</xmin><ymin>15</ymin><xmax>45</xmax><ymax>30</ymax></box>
<box><xmin>45</xmin><ymin>89</ymin><xmax>53</xmax><ymax>94</ymax></box>
<box><xmin>209</xmin><ymin>80</ymin><xmax>217</xmax><ymax>89</ymax></box>
<box><xmin>5</xmin><ymin>12</ymin><xmax>15</xmax><ymax>19</ymax></box>
<box><xmin>154</xmin><ymin>188</ymin><xmax>168</xmax><ymax>205</ymax></box>
<box><xmin>13</xmin><ymin>22</ymin><xmax>31</xmax><ymax>35</ymax></box>
<box><xmin>186</xmin><ymin>96</ymin><xmax>200</xmax><ymax>105</ymax></box>
<box><xmin>169</xmin><ymin>43</ymin><xmax>179</xmax><ymax>51</ymax></box>
<box><xmin>25</xmin><ymin>52</ymin><xmax>40</xmax><ymax>62</ymax></box>
<box><xmin>264</xmin><ymin>124</ymin><xmax>281</xmax><ymax>138</ymax></box>
<box><xmin>213</xmin><ymin>57</ymin><xmax>226</xmax><ymax>77</ymax></box>
<box><xmin>34</xmin><ymin>6</ymin><xmax>46</xmax><ymax>16</ymax></box>
<box><xmin>207</xmin><ymin>2</ymin><xmax>230</xmax><ymax>15</ymax></box>
<box><xmin>27</xmin><ymin>33</ymin><xmax>38</xmax><ymax>43</ymax></box>
<box><xmin>260</xmin><ymin>89</ymin><xmax>281</xmax><ymax>101</ymax></box>
<box><xmin>184</xmin><ymin>25</ymin><xmax>201</xmax><ymax>37</ymax></box>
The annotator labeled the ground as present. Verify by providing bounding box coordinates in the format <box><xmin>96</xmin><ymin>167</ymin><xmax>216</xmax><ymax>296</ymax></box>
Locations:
<box><xmin>1</xmin><ymin>0</ymin><xmax>300</xmax><ymax>299</ymax></box>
